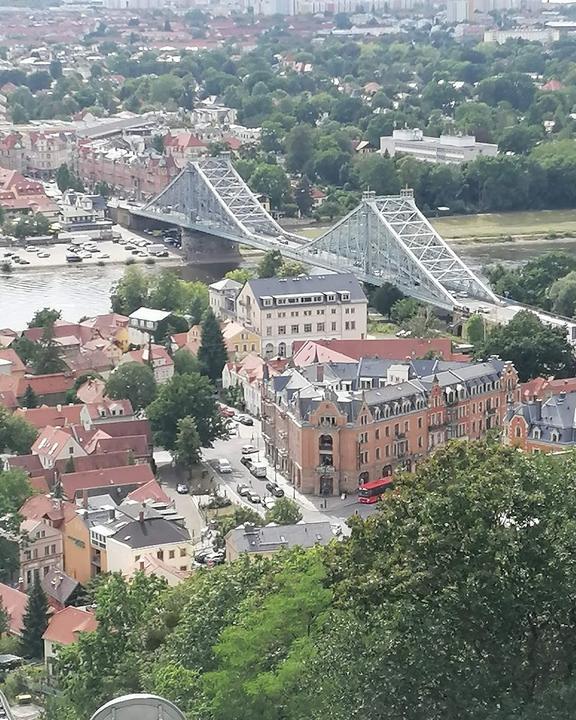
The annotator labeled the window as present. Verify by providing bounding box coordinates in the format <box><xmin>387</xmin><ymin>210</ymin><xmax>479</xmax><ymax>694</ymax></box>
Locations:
<box><xmin>418</xmin><ymin>437</ymin><xmax>423</xmax><ymax>448</ymax></box>
<box><xmin>44</xmin><ymin>546</ymin><xmax>50</xmax><ymax>556</ymax></box>
<box><xmin>376</xmin><ymin>447</ymin><xmax>381</xmax><ymax>460</ymax></box>
<box><xmin>291</xmin><ymin>325</ymin><xmax>299</xmax><ymax>334</ymax></box>
<box><xmin>69</xmin><ymin>446</ymin><xmax>74</xmax><ymax>454</ymax></box>
<box><xmin>404</xmin><ymin>421</ymin><xmax>409</xmax><ymax>432</ymax></box>
<box><xmin>317</xmin><ymin>322</ymin><xmax>325</xmax><ymax>332</ymax></box>
<box><xmin>418</xmin><ymin>417</ymin><xmax>422</xmax><ymax>429</ymax></box>
<box><xmin>385</xmin><ymin>446</ymin><xmax>390</xmax><ymax>457</ymax></box>
<box><xmin>235</xmin><ymin>344</ymin><xmax>239</xmax><ymax>352</ymax></box>
<box><xmin>135</xmin><ymin>555</ymin><xmax>140</xmax><ymax>561</ymax></box>
<box><xmin>180</xmin><ymin>565</ymin><xmax>187</xmax><ymax>571</ymax></box>
<box><xmin>331</xmin><ymin>308</ymin><xmax>337</xmax><ymax>314</ymax></box>
<box><xmin>266</xmin><ymin>313</ymin><xmax>271</xmax><ymax>318</ymax></box>
<box><xmin>375</xmin><ymin>428</ymin><xmax>380</xmax><ymax>440</ymax></box>
<box><xmin>43</xmin><ymin>566</ymin><xmax>50</xmax><ymax>576</ymax></box>
<box><xmin>316</xmin><ymin>309</ymin><xmax>325</xmax><ymax>315</ymax></box>
<box><xmin>251</xmin><ymin>344</ymin><xmax>256</xmax><ymax>351</ymax></box>
<box><xmin>180</xmin><ymin>548</ymin><xmax>187</xmax><ymax>557</ymax></box>
<box><xmin>304</xmin><ymin>324</ymin><xmax>312</xmax><ymax>333</ymax></box>
<box><xmin>351</xmin><ymin>308</ymin><xmax>355</xmax><ymax>314</ymax></box>
<box><xmin>266</xmin><ymin>326</ymin><xmax>272</xmax><ymax>335</ymax></box>
<box><xmin>169</xmin><ymin>549</ymin><xmax>175</xmax><ymax>559</ymax></box>
<box><xmin>385</xmin><ymin>426</ymin><xmax>389</xmax><ymax>437</ymax></box>
<box><xmin>304</xmin><ymin>310</ymin><xmax>312</xmax><ymax>316</ymax></box>
<box><xmin>515</xmin><ymin>425</ymin><xmax>522</xmax><ymax>438</ymax></box>
<box><xmin>331</xmin><ymin>322</ymin><xmax>337</xmax><ymax>331</ymax></box>
<box><xmin>291</xmin><ymin>311</ymin><xmax>299</xmax><ymax>317</ymax></box>
<box><xmin>278</xmin><ymin>325</ymin><xmax>286</xmax><ymax>335</ymax></box>
<box><xmin>345</xmin><ymin>308</ymin><xmax>350</xmax><ymax>314</ymax></box>
<box><xmin>157</xmin><ymin>550</ymin><xmax>164</xmax><ymax>560</ymax></box>
<box><xmin>345</xmin><ymin>321</ymin><xmax>350</xmax><ymax>330</ymax></box>
<box><xmin>350</xmin><ymin>321</ymin><xmax>355</xmax><ymax>329</ymax></box>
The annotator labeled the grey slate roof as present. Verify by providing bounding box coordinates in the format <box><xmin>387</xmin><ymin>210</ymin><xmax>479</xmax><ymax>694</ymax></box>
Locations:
<box><xmin>246</xmin><ymin>273</ymin><xmax>367</xmax><ymax>309</ymax></box>
<box><xmin>227</xmin><ymin>521</ymin><xmax>336</xmax><ymax>554</ymax></box>
<box><xmin>512</xmin><ymin>392</ymin><xmax>576</xmax><ymax>444</ymax></box>
<box><xmin>112</xmin><ymin>516</ymin><xmax>190</xmax><ymax>549</ymax></box>
<box><xmin>42</xmin><ymin>569</ymin><xmax>79</xmax><ymax>606</ymax></box>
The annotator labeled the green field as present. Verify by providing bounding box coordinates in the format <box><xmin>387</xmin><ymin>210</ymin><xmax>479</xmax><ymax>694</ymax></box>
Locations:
<box><xmin>432</xmin><ymin>210</ymin><xmax>576</xmax><ymax>240</ymax></box>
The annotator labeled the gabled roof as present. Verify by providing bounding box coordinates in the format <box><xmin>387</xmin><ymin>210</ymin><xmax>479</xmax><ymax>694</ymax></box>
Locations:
<box><xmin>111</xmin><ymin>515</ymin><xmax>190</xmax><ymax>549</ymax></box>
<box><xmin>227</xmin><ymin>521</ymin><xmax>336</xmax><ymax>554</ymax></box>
<box><xmin>61</xmin><ymin>464</ymin><xmax>154</xmax><ymax>499</ymax></box>
<box><xmin>126</xmin><ymin>479</ymin><xmax>170</xmax><ymax>505</ymax></box>
<box><xmin>0</xmin><ymin>348</ymin><xmax>25</xmax><ymax>375</ymax></box>
<box><xmin>19</xmin><ymin>495</ymin><xmax>76</xmax><ymax>524</ymax></box>
<box><xmin>292</xmin><ymin>338</ymin><xmax>463</xmax><ymax>365</ymax></box>
<box><xmin>32</xmin><ymin>425</ymin><xmax>77</xmax><ymax>459</ymax></box>
<box><xmin>0</xmin><ymin>583</ymin><xmax>27</xmax><ymax>636</ymax></box>
<box><xmin>54</xmin><ymin>450</ymin><xmax>131</xmax><ymax>475</ymax></box>
<box><xmin>244</xmin><ymin>273</ymin><xmax>367</xmax><ymax>309</ymax></box>
<box><xmin>89</xmin><ymin>435</ymin><xmax>149</xmax><ymax>457</ymax></box>
<box><xmin>17</xmin><ymin>373</ymin><xmax>75</xmax><ymax>398</ymax></box>
<box><xmin>42</xmin><ymin>606</ymin><xmax>98</xmax><ymax>645</ymax></box>
<box><xmin>41</xmin><ymin>569</ymin><xmax>80</xmax><ymax>607</ymax></box>
<box><xmin>15</xmin><ymin>404</ymin><xmax>83</xmax><ymax>430</ymax></box>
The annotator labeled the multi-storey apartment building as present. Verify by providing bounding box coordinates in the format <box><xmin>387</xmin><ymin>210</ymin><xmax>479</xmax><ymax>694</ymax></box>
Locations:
<box><xmin>262</xmin><ymin>358</ymin><xmax>519</xmax><ymax>496</ymax></box>
<box><xmin>507</xmin><ymin>390</ymin><xmax>576</xmax><ymax>454</ymax></box>
<box><xmin>235</xmin><ymin>274</ymin><xmax>368</xmax><ymax>359</ymax></box>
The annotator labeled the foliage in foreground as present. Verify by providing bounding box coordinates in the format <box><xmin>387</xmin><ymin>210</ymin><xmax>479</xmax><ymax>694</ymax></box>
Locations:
<box><xmin>49</xmin><ymin>442</ymin><xmax>576</xmax><ymax>720</ymax></box>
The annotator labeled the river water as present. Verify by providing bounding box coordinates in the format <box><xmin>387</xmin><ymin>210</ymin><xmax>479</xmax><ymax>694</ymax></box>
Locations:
<box><xmin>0</xmin><ymin>240</ymin><xmax>574</xmax><ymax>330</ymax></box>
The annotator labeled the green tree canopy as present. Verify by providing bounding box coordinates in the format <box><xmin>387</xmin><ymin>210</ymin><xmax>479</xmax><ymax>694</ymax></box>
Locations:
<box><xmin>147</xmin><ymin>371</ymin><xmax>226</xmax><ymax>450</ymax></box>
<box><xmin>0</xmin><ymin>407</ymin><xmax>37</xmax><ymax>455</ymax></box>
<box><xmin>28</xmin><ymin>307</ymin><xmax>61</xmax><ymax>328</ymax></box>
<box><xmin>174</xmin><ymin>416</ymin><xmax>202</xmax><ymax>476</ymax></box>
<box><xmin>197</xmin><ymin>309</ymin><xmax>228</xmax><ymax>382</ymax></box>
<box><xmin>105</xmin><ymin>362</ymin><xmax>157</xmax><ymax>411</ymax></box>
<box><xmin>173</xmin><ymin>348</ymin><xmax>202</xmax><ymax>375</ymax></box>
<box><xmin>371</xmin><ymin>283</ymin><xmax>404</xmax><ymax>318</ymax></box>
<box><xmin>264</xmin><ymin>497</ymin><xmax>303</xmax><ymax>525</ymax></box>
<box><xmin>476</xmin><ymin>310</ymin><xmax>576</xmax><ymax>381</ymax></box>
<box><xmin>20</xmin><ymin>580</ymin><xmax>49</xmax><ymax>659</ymax></box>
<box><xmin>257</xmin><ymin>249</ymin><xmax>283</xmax><ymax>279</ymax></box>
<box><xmin>549</xmin><ymin>271</ymin><xmax>576</xmax><ymax>317</ymax></box>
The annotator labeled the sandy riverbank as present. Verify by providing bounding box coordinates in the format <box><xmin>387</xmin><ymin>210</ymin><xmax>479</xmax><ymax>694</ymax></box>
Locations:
<box><xmin>0</xmin><ymin>239</ymin><xmax>182</xmax><ymax>272</ymax></box>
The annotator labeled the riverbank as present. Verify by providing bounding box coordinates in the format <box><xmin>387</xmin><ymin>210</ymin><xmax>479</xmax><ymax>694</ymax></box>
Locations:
<box><xmin>0</xmin><ymin>239</ymin><xmax>182</xmax><ymax>272</ymax></box>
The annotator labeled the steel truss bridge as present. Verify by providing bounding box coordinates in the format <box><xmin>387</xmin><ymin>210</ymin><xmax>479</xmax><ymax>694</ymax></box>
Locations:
<box><xmin>133</xmin><ymin>154</ymin><xmax>498</xmax><ymax>311</ymax></box>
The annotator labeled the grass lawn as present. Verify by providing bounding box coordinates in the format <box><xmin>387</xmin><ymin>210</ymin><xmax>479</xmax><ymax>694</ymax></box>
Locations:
<box><xmin>432</xmin><ymin>209</ymin><xmax>576</xmax><ymax>240</ymax></box>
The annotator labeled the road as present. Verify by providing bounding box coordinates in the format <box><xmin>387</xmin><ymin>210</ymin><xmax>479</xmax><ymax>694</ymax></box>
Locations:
<box><xmin>200</xmin><ymin>418</ymin><xmax>377</xmax><ymax>532</ymax></box>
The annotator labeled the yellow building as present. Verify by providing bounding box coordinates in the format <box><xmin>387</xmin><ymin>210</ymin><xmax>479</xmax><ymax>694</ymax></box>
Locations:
<box><xmin>222</xmin><ymin>320</ymin><xmax>261</xmax><ymax>361</ymax></box>
<box><xmin>63</xmin><ymin>513</ymin><xmax>108</xmax><ymax>584</ymax></box>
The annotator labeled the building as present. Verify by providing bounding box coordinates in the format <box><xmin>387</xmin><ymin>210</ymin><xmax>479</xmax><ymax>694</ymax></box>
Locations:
<box><xmin>222</xmin><ymin>320</ymin><xmax>261</xmax><ymax>361</ymax></box>
<box><xmin>0</xmin><ymin>166</ymin><xmax>59</xmax><ymax>218</ymax></box>
<box><xmin>209</xmin><ymin>278</ymin><xmax>242</xmax><ymax>319</ymax></box>
<box><xmin>262</xmin><ymin>358</ymin><xmax>519</xmax><ymax>495</ymax></box>
<box><xmin>41</xmin><ymin>568</ymin><xmax>81</xmax><ymax>610</ymax></box>
<box><xmin>60</xmin><ymin>191</ymin><xmax>109</xmax><ymax>230</ymax></box>
<box><xmin>20</xmin><ymin>517</ymin><xmax>64</xmax><ymax>590</ymax></box>
<box><xmin>483</xmin><ymin>28</ymin><xmax>560</xmax><ymax>44</ymax></box>
<box><xmin>225</xmin><ymin>521</ymin><xmax>337</xmax><ymax>561</ymax></box>
<box><xmin>507</xmin><ymin>391</ymin><xmax>576</xmax><ymax>454</ymax></box>
<box><xmin>60</xmin><ymin>464</ymin><xmax>155</xmax><ymax>501</ymax></box>
<box><xmin>42</xmin><ymin>606</ymin><xmax>98</xmax><ymax>675</ymax></box>
<box><xmin>223</xmin><ymin>353</ymin><xmax>287</xmax><ymax>418</ymax></box>
<box><xmin>379</xmin><ymin>129</ymin><xmax>498</xmax><ymax>165</ymax></box>
<box><xmin>120</xmin><ymin>345</ymin><xmax>174</xmax><ymax>384</ymax></box>
<box><xmin>163</xmin><ymin>132</ymin><xmax>207</xmax><ymax>166</ymax></box>
<box><xmin>31</xmin><ymin>426</ymin><xmax>87</xmax><ymax>470</ymax></box>
<box><xmin>235</xmin><ymin>274</ymin><xmax>368</xmax><ymax>359</ymax></box>
<box><xmin>128</xmin><ymin>307</ymin><xmax>172</xmax><ymax>345</ymax></box>
<box><xmin>0</xmin><ymin>583</ymin><xmax>28</xmax><ymax>636</ymax></box>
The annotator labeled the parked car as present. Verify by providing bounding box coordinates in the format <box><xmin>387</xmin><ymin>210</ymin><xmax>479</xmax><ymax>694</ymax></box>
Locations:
<box><xmin>241</xmin><ymin>445</ymin><xmax>258</xmax><ymax>455</ymax></box>
<box><xmin>218</xmin><ymin>403</ymin><xmax>235</xmax><ymax>418</ymax></box>
<box><xmin>236</xmin><ymin>483</ymin><xmax>251</xmax><ymax>497</ymax></box>
<box><xmin>266</xmin><ymin>481</ymin><xmax>285</xmax><ymax>497</ymax></box>
<box><xmin>176</xmin><ymin>483</ymin><xmax>189</xmax><ymax>494</ymax></box>
<box><xmin>37</xmin><ymin>252</ymin><xmax>50</xmax><ymax>258</ymax></box>
<box><xmin>217</xmin><ymin>458</ymin><xmax>232</xmax><ymax>473</ymax></box>
<box><xmin>240</xmin><ymin>456</ymin><xmax>253</xmax><ymax>468</ymax></box>
<box><xmin>261</xmin><ymin>497</ymin><xmax>276</xmax><ymax>510</ymax></box>
<box><xmin>250</xmin><ymin>462</ymin><xmax>267</xmax><ymax>479</ymax></box>
<box><xmin>237</xmin><ymin>414</ymin><xmax>254</xmax><ymax>426</ymax></box>
<box><xmin>247</xmin><ymin>491</ymin><xmax>261</xmax><ymax>504</ymax></box>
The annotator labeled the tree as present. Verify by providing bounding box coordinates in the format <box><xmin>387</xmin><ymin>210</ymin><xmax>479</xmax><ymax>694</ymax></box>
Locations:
<box><xmin>334</xmin><ymin>12</ymin><xmax>352</xmax><ymax>29</ymax></box>
<box><xmin>390</xmin><ymin>298</ymin><xmax>420</xmax><ymax>324</ymax></box>
<box><xmin>476</xmin><ymin>310</ymin><xmax>576</xmax><ymax>381</ymax></box>
<box><xmin>295</xmin><ymin>175</ymin><xmax>313</xmax><ymax>217</ymax></box>
<box><xmin>549</xmin><ymin>271</ymin><xmax>576</xmax><ymax>317</ymax></box>
<box><xmin>264</xmin><ymin>497</ymin><xmax>303</xmax><ymax>525</ymax></box>
<box><xmin>464</xmin><ymin>313</ymin><xmax>485</xmax><ymax>345</ymax></box>
<box><xmin>110</xmin><ymin>267</ymin><xmax>151</xmax><ymax>315</ymax></box>
<box><xmin>356</xmin><ymin>154</ymin><xmax>400</xmax><ymax>195</ymax></box>
<box><xmin>148</xmin><ymin>270</ymin><xmax>187</xmax><ymax>312</ymax></box>
<box><xmin>197</xmin><ymin>309</ymin><xmax>228</xmax><ymax>383</ymax></box>
<box><xmin>56</xmin><ymin>163</ymin><xmax>83</xmax><ymax>193</ymax></box>
<box><xmin>225</xmin><ymin>268</ymin><xmax>253</xmax><ymax>285</ymax></box>
<box><xmin>0</xmin><ymin>406</ymin><xmax>37</xmax><ymax>454</ymax></box>
<box><xmin>20</xmin><ymin>580</ymin><xmax>49</xmax><ymax>659</ymax></box>
<box><xmin>312</xmin><ymin>443</ymin><xmax>576</xmax><ymax>720</ymax></box>
<box><xmin>28</xmin><ymin>307</ymin><xmax>61</xmax><ymax>328</ymax></box>
<box><xmin>372</xmin><ymin>283</ymin><xmax>404</xmax><ymax>318</ymax></box>
<box><xmin>64</xmin><ymin>456</ymin><xmax>75</xmax><ymax>474</ymax></box>
<box><xmin>257</xmin><ymin>249</ymin><xmax>283</xmax><ymax>278</ymax></box>
<box><xmin>174</xmin><ymin>416</ymin><xmax>202</xmax><ymax>477</ymax></box>
<box><xmin>173</xmin><ymin>348</ymin><xmax>201</xmax><ymax>376</ymax></box>
<box><xmin>105</xmin><ymin>362</ymin><xmax>157</xmax><ymax>411</ymax></box>
<box><xmin>49</xmin><ymin>59</ymin><xmax>63</xmax><ymax>80</ymax></box>
<box><xmin>22</xmin><ymin>384</ymin><xmax>39</xmax><ymax>409</ymax></box>
<box><xmin>0</xmin><ymin>597</ymin><xmax>9</xmax><ymax>636</ymax></box>
<box><xmin>151</xmin><ymin>134</ymin><xmax>164</xmax><ymax>153</ymax></box>
<box><xmin>285</xmin><ymin>125</ymin><xmax>314</xmax><ymax>174</ymax></box>
<box><xmin>279</xmin><ymin>260</ymin><xmax>306</xmax><ymax>277</ymax></box>
<box><xmin>248</xmin><ymin>164</ymin><xmax>291</xmax><ymax>210</ymax></box>
<box><xmin>147</xmin><ymin>372</ymin><xmax>226</xmax><ymax>450</ymax></box>
<box><xmin>33</xmin><ymin>322</ymin><xmax>65</xmax><ymax>375</ymax></box>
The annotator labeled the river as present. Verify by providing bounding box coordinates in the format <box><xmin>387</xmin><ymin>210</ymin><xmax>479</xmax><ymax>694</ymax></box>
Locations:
<box><xmin>0</xmin><ymin>239</ymin><xmax>573</xmax><ymax>330</ymax></box>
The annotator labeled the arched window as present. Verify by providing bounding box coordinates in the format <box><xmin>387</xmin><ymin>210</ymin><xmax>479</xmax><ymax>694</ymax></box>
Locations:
<box><xmin>319</xmin><ymin>434</ymin><xmax>333</xmax><ymax>452</ymax></box>
<box><xmin>384</xmin><ymin>405</ymin><xmax>390</xmax><ymax>418</ymax></box>
<box><xmin>515</xmin><ymin>425</ymin><xmax>521</xmax><ymax>438</ymax></box>
<box><xmin>374</xmin><ymin>407</ymin><xmax>381</xmax><ymax>420</ymax></box>
<box><xmin>402</xmin><ymin>401</ymin><xmax>411</xmax><ymax>414</ymax></box>
<box><xmin>264</xmin><ymin>343</ymin><xmax>274</xmax><ymax>359</ymax></box>
<box><xmin>278</xmin><ymin>341</ymin><xmax>286</xmax><ymax>357</ymax></box>
<box><xmin>551</xmin><ymin>431</ymin><xmax>559</xmax><ymax>442</ymax></box>
<box><xmin>533</xmin><ymin>428</ymin><xmax>541</xmax><ymax>440</ymax></box>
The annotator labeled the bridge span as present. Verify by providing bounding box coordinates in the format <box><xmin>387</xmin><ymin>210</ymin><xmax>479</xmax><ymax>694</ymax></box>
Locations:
<box><xmin>127</xmin><ymin>155</ymin><xmax>576</xmax><ymax>342</ymax></box>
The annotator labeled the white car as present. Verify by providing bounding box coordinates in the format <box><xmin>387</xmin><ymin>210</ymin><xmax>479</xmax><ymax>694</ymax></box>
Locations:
<box><xmin>261</xmin><ymin>496</ymin><xmax>276</xmax><ymax>510</ymax></box>
<box><xmin>37</xmin><ymin>252</ymin><xmax>50</xmax><ymax>258</ymax></box>
<box><xmin>217</xmin><ymin>458</ymin><xmax>232</xmax><ymax>473</ymax></box>
<box><xmin>241</xmin><ymin>445</ymin><xmax>258</xmax><ymax>455</ymax></box>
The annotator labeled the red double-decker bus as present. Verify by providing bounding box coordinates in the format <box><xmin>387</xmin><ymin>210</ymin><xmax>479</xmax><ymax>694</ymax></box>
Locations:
<box><xmin>357</xmin><ymin>477</ymin><xmax>394</xmax><ymax>504</ymax></box>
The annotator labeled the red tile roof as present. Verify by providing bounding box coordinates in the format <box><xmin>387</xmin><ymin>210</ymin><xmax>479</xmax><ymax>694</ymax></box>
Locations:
<box><xmin>95</xmin><ymin>419</ymin><xmax>152</xmax><ymax>445</ymax></box>
<box><xmin>0</xmin><ymin>348</ymin><xmax>25</xmax><ymax>375</ymax></box>
<box><xmin>127</xmin><ymin>479</ymin><xmax>171</xmax><ymax>505</ymax></box>
<box><xmin>17</xmin><ymin>373</ymin><xmax>76</xmax><ymax>399</ymax></box>
<box><xmin>19</xmin><ymin>495</ymin><xmax>77</xmax><ymax>524</ymax></box>
<box><xmin>0</xmin><ymin>583</ymin><xmax>27</xmax><ymax>636</ymax></box>
<box><xmin>42</xmin><ymin>606</ymin><xmax>98</xmax><ymax>645</ymax></box>
<box><xmin>292</xmin><ymin>338</ymin><xmax>464</xmax><ymax>366</ymax></box>
<box><xmin>15</xmin><ymin>404</ymin><xmax>83</xmax><ymax>430</ymax></box>
<box><xmin>55</xmin><ymin>450</ymin><xmax>131</xmax><ymax>475</ymax></box>
<box><xmin>521</xmin><ymin>376</ymin><xmax>576</xmax><ymax>401</ymax></box>
<box><xmin>61</xmin><ymin>464</ymin><xmax>154</xmax><ymax>499</ymax></box>
<box><xmin>90</xmin><ymin>435</ymin><xmax>149</xmax><ymax>458</ymax></box>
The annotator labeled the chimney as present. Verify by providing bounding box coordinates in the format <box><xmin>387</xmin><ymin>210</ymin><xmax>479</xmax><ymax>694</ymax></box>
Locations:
<box><xmin>317</xmin><ymin>365</ymin><xmax>324</xmax><ymax>383</ymax></box>
<box><xmin>558</xmin><ymin>391</ymin><xmax>566</xmax><ymax>403</ymax></box>
<box><xmin>534</xmin><ymin>399</ymin><xmax>542</xmax><ymax>420</ymax></box>
<box><xmin>108</xmin><ymin>508</ymin><xmax>115</xmax><ymax>521</ymax></box>
<box><xmin>82</xmin><ymin>489</ymin><xmax>88</xmax><ymax>509</ymax></box>
<box><xmin>139</xmin><ymin>510</ymin><xmax>144</xmax><ymax>523</ymax></box>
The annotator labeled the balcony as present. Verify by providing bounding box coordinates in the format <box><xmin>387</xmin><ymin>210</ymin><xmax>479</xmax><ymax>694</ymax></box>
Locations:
<box><xmin>319</xmin><ymin>440</ymin><xmax>333</xmax><ymax>451</ymax></box>
<box><xmin>394</xmin><ymin>431</ymin><xmax>406</xmax><ymax>439</ymax></box>
<box><xmin>316</xmin><ymin>464</ymin><xmax>335</xmax><ymax>476</ymax></box>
